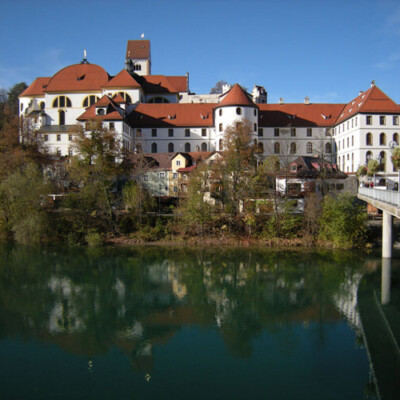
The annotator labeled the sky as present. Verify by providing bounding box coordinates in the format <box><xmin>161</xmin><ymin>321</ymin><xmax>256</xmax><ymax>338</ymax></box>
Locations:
<box><xmin>1</xmin><ymin>0</ymin><xmax>400</xmax><ymax>104</ymax></box>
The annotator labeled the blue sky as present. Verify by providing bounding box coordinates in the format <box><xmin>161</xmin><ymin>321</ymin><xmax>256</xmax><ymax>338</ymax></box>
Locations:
<box><xmin>1</xmin><ymin>0</ymin><xmax>400</xmax><ymax>104</ymax></box>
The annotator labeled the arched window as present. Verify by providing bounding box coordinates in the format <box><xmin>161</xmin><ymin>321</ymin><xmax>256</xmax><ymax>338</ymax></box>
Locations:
<box><xmin>236</xmin><ymin>107</ymin><xmax>242</xmax><ymax>115</ymax></box>
<box><xmin>380</xmin><ymin>151</ymin><xmax>386</xmax><ymax>171</ymax></box>
<box><xmin>257</xmin><ymin>142</ymin><xmax>264</xmax><ymax>153</ymax></box>
<box><xmin>59</xmin><ymin>110</ymin><xmax>65</xmax><ymax>125</ymax></box>
<box><xmin>168</xmin><ymin>143</ymin><xmax>174</xmax><ymax>153</ymax></box>
<box><xmin>151</xmin><ymin>143</ymin><xmax>157</xmax><ymax>153</ymax></box>
<box><xmin>366</xmin><ymin>151</ymin><xmax>372</xmax><ymax>163</ymax></box>
<box><xmin>83</xmin><ymin>95</ymin><xmax>99</xmax><ymax>107</ymax></box>
<box><xmin>39</xmin><ymin>101</ymin><xmax>45</xmax><ymax>110</ymax></box>
<box><xmin>184</xmin><ymin>142</ymin><xmax>191</xmax><ymax>152</ymax></box>
<box><xmin>290</xmin><ymin>142</ymin><xmax>296</xmax><ymax>154</ymax></box>
<box><xmin>274</xmin><ymin>142</ymin><xmax>280</xmax><ymax>154</ymax></box>
<box><xmin>219</xmin><ymin>139</ymin><xmax>223</xmax><ymax>151</ymax></box>
<box><xmin>380</xmin><ymin>133</ymin><xmax>386</xmax><ymax>145</ymax></box>
<box><xmin>201</xmin><ymin>142</ymin><xmax>207</xmax><ymax>151</ymax></box>
<box><xmin>148</xmin><ymin>96</ymin><xmax>169</xmax><ymax>104</ymax></box>
<box><xmin>219</xmin><ymin>109</ymin><xmax>222</xmax><ymax>116</ymax></box>
<box><xmin>393</xmin><ymin>133</ymin><xmax>399</xmax><ymax>145</ymax></box>
<box><xmin>113</xmin><ymin>92</ymin><xmax>132</xmax><ymax>104</ymax></box>
<box><xmin>325</xmin><ymin>143</ymin><xmax>331</xmax><ymax>153</ymax></box>
<box><xmin>306</xmin><ymin>142</ymin><xmax>312</xmax><ymax>154</ymax></box>
<box><xmin>53</xmin><ymin>96</ymin><xmax>72</xmax><ymax>108</ymax></box>
<box><xmin>366</xmin><ymin>132</ymin><xmax>373</xmax><ymax>146</ymax></box>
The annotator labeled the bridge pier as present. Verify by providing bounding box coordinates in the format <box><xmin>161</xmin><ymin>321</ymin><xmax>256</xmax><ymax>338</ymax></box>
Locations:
<box><xmin>382</xmin><ymin>211</ymin><xmax>393</xmax><ymax>259</ymax></box>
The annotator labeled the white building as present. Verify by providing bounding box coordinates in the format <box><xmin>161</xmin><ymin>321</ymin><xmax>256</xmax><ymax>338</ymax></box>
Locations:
<box><xmin>19</xmin><ymin>40</ymin><xmax>400</xmax><ymax>175</ymax></box>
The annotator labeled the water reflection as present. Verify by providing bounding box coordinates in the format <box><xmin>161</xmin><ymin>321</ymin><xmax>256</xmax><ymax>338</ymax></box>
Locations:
<box><xmin>0</xmin><ymin>245</ymin><xmax>380</xmax><ymax>398</ymax></box>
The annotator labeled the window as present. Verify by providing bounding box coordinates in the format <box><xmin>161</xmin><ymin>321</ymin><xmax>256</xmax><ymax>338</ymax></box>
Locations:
<box><xmin>219</xmin><ymin>123</ymin><xmax>223</xmax><ymax>132</ymax></box>
<box><xmin>173</xmin><ymin>173</ymin><xmax>178</xmax><ymax>179</ymax></box>
<box><xmin>380</xmin><ymin>133</ymin><xmax>386</xmax><ymax>145</ymax></box>
<box><xmin>168</xmin><ymin>143</ymin><xmax>174</xmax><ymax>152</ymax></box>
<box><xmin>274</xmin><ymin>128</ymin><xmax>279</xmax><ymax>137</ymax></box>
<box><xmin>184</xmin><ymin>142</ymin><xmax>191</xmax><ymax>152</ymax></box>
<box><xmin>148</xmin><ymin>97</ymin><xmax>169</xmax><ymax>103</ymax></box>
<box><xmin>58</xmin><ymin>110</ymin><xmax>65</xmax><ymax>125</ymax></box>
<box><xmin>201</xmin><ymin>142</ymin><xmax>207</xmax><ymax>151</ymax></box>
<box><xmin>336</xmin><ymin>183</ymin><xmax>344</xmax><ymax>190</ymax></box>
<box><xmin>56</xmin><ymin>149</ymin><xmax>61</xmax><ymax>156</ymax></box>
<box><xmin>152</xmin><ymin>128</ymin><xmax>157</xmax><ymax>137</ymax></box>
<box><xmin>159</xmin><ymin>172</ymin><xmax>165</xmax><ymax>178</ymax></box>
<box><xmin>136</xmin><ymin>129</ymin><xmax>142</xmax><ymax>138</ymax></box>
<box><xmin>236</xmin><ymin>107</ymin><xmax>242</xmax><ymax>115</ymax></box>
<box><xmin>44</xmin><ymin>134</ymin><xmax>48</xmax><ymax>141</ymax></box>
<box><xmin>185</xmin><ymin>128</ymin><xmax>190</xmax><ymax>137</ymax></box>
<box><xmin>254</xmin><ymin>123</ymin><xmax>257</xmax><ymax>132</ymax></box>
<box><xmin>290</xmin><ymin>142</ymin><xmax>296</xmax><ymax>154</ymax></box>
<box><xmin>291</xmin><ymin>128</ymin><xmax>296</xmax><ymax>137</ymax></box>
<box><xmin>20</xmin><ymin>103</ymin><xmax>24</xmax><ymax>112</ymax></box>
<box><xmin>109</xmin><ymin>122</ymin><xmax>115</xmax><ymax>130</ymax></box>
<box><xmin>393</xmin><ymin>133</ymin><xmax>399</xmax><ymax>144</ymax></box>
<box><xmin>306</xmin><ymin>142</ymin><xmax>312</xmax><ymax>154</ymax></box>
<box><xmin>257</xmin><ymin>142</ymin><xmax>264</xmax><ymax>153</ymax></box>
<box><xmin>254</xmin><ymin>109</ymin><xmax>257</xmax><ymax>116</ymax></box>
<box><xmin>68</xmin><ymin>134</ymin><xmax>72</xmax><ymax>141</ymax></box>
<box><xmin>274</xmin><ymin>142</ymin><xmax>280</xmax><ymax>154</ymax></box>
<box><xmin>366</xmin><ymin>151</ymin><xmax>372</xmax><ymax>163</ymax></box>
<box><xmin>307</xmin><ymin>128</ymin><xmax>312</xmax><ymax>137</ymax></box>
<box><xmin>151</xmin><ymin>143</ymin><xmax>157</xmax><ymax>153</ymax></box>
<box><xmin>202</xmin><ymin>128</ymin><xmax>207</xmax><ymax>137</ymax></box>
<box><xmin>219</xmin><ymin>109</ymin><xmax>222</xmax><ymax>116</ymax></box>
<box><xmin>53</xmin><ymin>96</ymin><xmax>72</xmax><ymax>108</ymax></box>
<box><xmin>351</xmin><ymin>136</ymin><xmax>354</xmax><ymax>146</ymax></box>
<box><xmin>176</xmin><ymin>160</ymin><xmax>181</xmax><ymax>166</ymax></box>
<box><xmin>366</xmin><ymin>132</ymin><xmax>373</xmax><ymax>146</ymax></box>
<box><xmin>366</xmin><ymin>115</ymin><xmax>372</xmax><ymax>125</ymax></box>
<box><xmin>219</xmin><ymin>139</ymin><xmax>223</xmax><ymax>151</ymax></box>
<box><xmin>393</xmin><ymin>116</ymin><xmax>399</xmax><ymax>126</ymax></box>
<box><xmin>173</xmin><ymin>186</ymin><xmax>178</xmax><ymax>193</ymax></box>
<box><xmin>347</xmin><ymin>137</ymin><xmax>349</xmax><ymax>147</ymax></box>
<box><xmin>325</xmin><ymin>142</ymin><xmax>331</xmax><ymax>153</ymax></box>
<box><xmin>168</xmin><ymin>128</ymin><xmax>174</xmax><ymax>137</ymax></box>
<box><xmin>39</xmin><ymin>102</ymin><xmax>45</xmax><ymax>110</ymax></box>
<box><xmin>82</xmin><ymin>95</ymin><xmax>99</xmax><ymax>107</ymax></box>
<box><xmin>144</xmin><ymin>175</ymin><xmax>149</xmax><ymax>181</ymax></box>
<box><xmin>380</xmin><ymin>116</ymin><xmax>386</xmax><ymax>125</ymax></box>
<box><xmin>258</xmin><ymin>128</ymin><xmax>263</xmax><ymax>137</ymax></box>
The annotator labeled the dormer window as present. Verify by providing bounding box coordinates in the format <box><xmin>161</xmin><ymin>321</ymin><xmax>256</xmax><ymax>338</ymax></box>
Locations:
<box><xmin>96</xmin><ymin>108</ymin><xmax>105</xmax><ymax>115</ymax></box>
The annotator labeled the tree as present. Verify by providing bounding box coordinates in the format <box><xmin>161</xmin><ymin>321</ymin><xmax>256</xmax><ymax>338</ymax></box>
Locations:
<box><xmin>7</xmin><ymin>82</ymin><xmax>27</xmax><ymax>115</ymax></box>
<box><xmin>367</xmin><ymin>159</ymin><xmax>379</xmax><ymax>177</ymax></box>
<box><xmin>319</xmin><ymin>194</ymin><xmax>367</xmax><ymax>248</ymax></box>
<box><xmin>210</xmin><ymin>80</ymin><xmax>229</xmax><ymax>94</ymax></box>
<box><xmin>391</xmin><ymin>146</ymin><xmax>400</xmax><ymax>170</ymax></box>
<box><xmin>0</xmin><ymin>163</ymin><xmax>50</xmax><ymax>243</ymax></box>
<box><xmin>63</xmin><ymin>122</ymin><xmax>127</xmax><ymax>237</ymax></box>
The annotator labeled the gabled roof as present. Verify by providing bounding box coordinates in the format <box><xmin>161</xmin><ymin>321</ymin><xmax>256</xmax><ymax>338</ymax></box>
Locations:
<box><xmin>129</xmin><ymin>103</ymin><xmax>215</xmax><ymax>127</ymax></box>
<box><xmin>44</xmin><ymin>63</ymin><xmax>109</xmax><ymax>92</ymax></box>
<box><xmin>286</xmin><ymin>156</ymin><xmax>347</xmax><ymax>179</ymax></box>
<box><xmin>335</xmin><ymin>85</ymin><xmax>400</xmax><ymax>124</ymax></box>
<box><xmin>77</xmin><ymin>95</ymin><xmax>124</xmax><ymax>121</ymax></box>
<box><xmin>258</xmin><ymin>103</ymin><xmax>345</xmax><ymax>127</ymax></box>
<box><xmin>126</xmin><ymin>40</ymin><xmax>150</xmax><ymax>59</ymax></box>
<box><xmin>19</xmin><ymin>77</ymin><xmax>51</xmax><ymax>97</ymax></box>
<box><xmin>102</xmin><ymin>69</ymin><xmax>141</xmax><ymax>89</ymax></box>
<box><xmin>219</xmin><ymin>84</ymin><xmax>255</xmax><ymax>107</ymax></box>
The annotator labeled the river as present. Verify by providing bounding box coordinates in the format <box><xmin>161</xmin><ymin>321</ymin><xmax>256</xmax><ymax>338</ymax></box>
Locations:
<box><xmin>0</xmin><ymin>245</ymin><xmax>395</xmax><ymax>399</ymax></box>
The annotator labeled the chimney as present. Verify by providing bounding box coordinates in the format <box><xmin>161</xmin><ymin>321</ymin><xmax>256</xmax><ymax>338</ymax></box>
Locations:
<box><xmin>279</xmin><ymin>97</ymin><xmax>284</xmax><ymax>104</ymax></box>
<box><xmin>371</xmin><ymin>80</ymin><xmax>375</xmax><ymax>87</ymax></box>
<box><xmin>359</xmin><ymin>90</ymin><xmax>364</xmax><ymax>95</ymax></box>
<box><xmin>304</xmin><ymin>96</ymin><xmax>310</xmax><ymax>105</ymax></box>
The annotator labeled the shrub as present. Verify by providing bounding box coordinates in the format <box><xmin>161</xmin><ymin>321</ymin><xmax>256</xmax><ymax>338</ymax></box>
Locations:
<box><xmin>85</xmin><ymin>231</ymin><xmax>104</xmax><ymax>247</ymax></box>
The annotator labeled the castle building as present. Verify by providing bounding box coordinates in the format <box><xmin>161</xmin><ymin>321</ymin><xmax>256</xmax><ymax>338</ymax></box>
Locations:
<box><xmin>19</xmin><ymin>40</ymin><xmax>400</xmax><ymax>174</ymax></box>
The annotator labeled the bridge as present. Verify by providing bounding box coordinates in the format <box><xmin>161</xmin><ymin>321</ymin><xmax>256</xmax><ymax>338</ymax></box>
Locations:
<box><xmin>358</xmin><ymin>187</ymin><xmax>400</xmax><ymax>259</ymax></box>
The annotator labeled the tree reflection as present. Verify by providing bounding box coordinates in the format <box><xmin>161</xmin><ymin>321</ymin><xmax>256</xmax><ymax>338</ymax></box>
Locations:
<box><xmin>0</xmin><ymin>245</ymin><xmax>370</xmax><ymax>369</ymax></box>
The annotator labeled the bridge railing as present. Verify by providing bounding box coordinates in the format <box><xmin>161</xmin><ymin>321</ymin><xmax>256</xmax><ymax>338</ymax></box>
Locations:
<box><xmin>358</xmin><ymin>187</ymin><xmax>400</xmax><ymax>207</ymax></box>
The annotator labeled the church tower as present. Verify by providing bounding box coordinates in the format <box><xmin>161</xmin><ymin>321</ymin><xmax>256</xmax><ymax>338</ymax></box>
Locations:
<box><xmin>125</xmin><ymin>40</ymin><xmax>151</xmax><ymax>76</ymax></box>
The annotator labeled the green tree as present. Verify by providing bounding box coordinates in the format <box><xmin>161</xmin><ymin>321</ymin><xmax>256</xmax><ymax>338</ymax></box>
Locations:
<box><xmin>7</xmin><ymin>82</ymin><xmax>27</xmax><ymax>115</ymax></box>
<box><xmin>0</xmin><ymin>163</ymin><xmax>50</xmax><ymax>243</ymax></box>
<box><xmin>318</xmin><ymin>194</ymin><xmax>367</xmax><ymax>248</ymax></box>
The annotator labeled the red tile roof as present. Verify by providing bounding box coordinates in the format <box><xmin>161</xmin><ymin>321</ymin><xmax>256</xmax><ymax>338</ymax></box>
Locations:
<box><xmin>258</xmin><ymin>103</ymin><xmax>345</xmax><ymax>127</ymax></box>
<box><xmin>44</xmin><ymin>63</ymin><xmax>109</xmax><ymax>92</ymax></box>
<box><xmin>19</xmin><ymin>77</ymin><xmax>51</xmax><ymax>97</ymax></box>
<box><xmin>141</xmin><ymin>75</ymin><xmax>188</xmax><ymax>93</ymax></box>
<box><xmin>77</xmin><ymin>95</ymin><xmax>124</xmax><ymax>121</ymax></box>
<box><xmin>219</xmin><ymin>84</ymin><xmax>255</xmax><ymax>107</ymax></box>
<box><xmin>102</xmin><ymin>69</ymin><xmax>141</xmax><ymax>88</ymax></box>
<box><xmin>126</xmin><ymin>40</ymin><xmax>150</xmax><ymax>59</ymax></box>
<box><xmin>129</xmin><ymin>103</ymin><xmax>215</xmax><ymax>127</ymax></box>
<box><xmin>336</xmin><ymin>85</ymin><xmax>400</xmax><ymax>124</ymax></box>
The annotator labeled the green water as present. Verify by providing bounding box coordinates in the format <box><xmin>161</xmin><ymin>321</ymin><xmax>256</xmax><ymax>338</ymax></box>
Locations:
<box><xmin>0</xmin><ymin>245</ymin><xmax>387</xmax><ymax>399</ymax></box>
